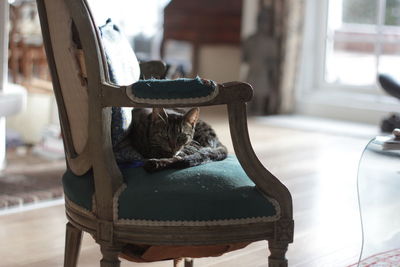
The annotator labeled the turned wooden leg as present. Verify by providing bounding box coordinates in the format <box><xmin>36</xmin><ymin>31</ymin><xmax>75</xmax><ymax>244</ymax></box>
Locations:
<box><xmin>173</xmin><ymin>258</ymin><xmax>182</xmax><ymax>267</ymax></box>
<box><xmin>173</xmin><ymin>258</ymin><xmax>193</xmax><ymax>267</ymax></box>
<box><xmin>268</xmin><ymin>241</ymin><xmax>289</xmax><ymax>267</ymax></box>
<box><xmin>64</xmin><ymin>222</ymin><xmax>83</xmax><ymax>267</ymax></box>
<box><xmin>184</xmin><ymin>258</ymin><xmax>194</xmax><ymax>267</ymax></box>
<box><xmin>100</xmin><ymin>245</ymin><xmax>121</xmax><ymax>267</ymax></box>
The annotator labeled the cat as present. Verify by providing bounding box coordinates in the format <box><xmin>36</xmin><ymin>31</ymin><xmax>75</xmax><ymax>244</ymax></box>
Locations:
<box><xmin>122</xmin><ymin>107</ymin><xmax>228</xmax><ymax>172</ymax></box>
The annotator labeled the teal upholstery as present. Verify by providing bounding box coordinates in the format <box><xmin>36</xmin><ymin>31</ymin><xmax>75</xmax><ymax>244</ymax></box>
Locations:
<box><xmin>63</xmin><ymin>156</ymin><xmax>279</xmax><ymax>222</ymax></box>
<box><xmin>130</xmin><ymin>77</ymin><xmax>217</xmax><ymax>100</ymax></box>
<box><xmin>63</xmin><ymin>169</ymin><xmax>94</xmax><ymax>211</ymax></box>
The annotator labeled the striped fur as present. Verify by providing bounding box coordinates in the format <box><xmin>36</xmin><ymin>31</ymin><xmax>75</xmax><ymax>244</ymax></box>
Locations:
<box><xmin>125</xmin><ymin>108</ymin><xmax>227</xmax><ymax>172</ymax></box>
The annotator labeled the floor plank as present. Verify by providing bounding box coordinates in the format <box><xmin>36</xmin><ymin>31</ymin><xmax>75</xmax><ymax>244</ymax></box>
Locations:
<box><xmin>0</xmin><ymin>115</ymin><xmax>372</xmax><ymax>267</ymax></box>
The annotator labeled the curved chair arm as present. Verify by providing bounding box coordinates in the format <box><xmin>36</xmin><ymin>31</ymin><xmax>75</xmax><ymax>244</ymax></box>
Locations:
<box><xmin>227</xmin><ymin>102</ymin><xmax>293</xmax><ymax>219</ymax></box>
<box><xmin>100</xmin><ymin>80</ymin><xmax>292</xmax><ymax>220</ymax></box>
<box><xmin>101</xmin><ymin>81</ymin><xmax>253</xmax><ymax>108</ymax></box>
<box><xmin>139</xmin><ymin>60</ymin><xmax>167</xmax><ymax>79</ymax></box>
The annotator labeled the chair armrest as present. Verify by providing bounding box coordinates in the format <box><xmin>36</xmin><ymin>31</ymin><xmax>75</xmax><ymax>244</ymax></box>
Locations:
<box><xmin>227</xmin><ymin>102</ymin><xmax>293</xmax><ymax>220</ymax></box>
<box><xmin>101</xmin><ymin>80</ymin><xmax>253</xmax><ymax>108</ymax></box>
<box><xmin>139</xmin><ymin>60</ymin><xmax>167</xmax><ymax>79</ymax></box>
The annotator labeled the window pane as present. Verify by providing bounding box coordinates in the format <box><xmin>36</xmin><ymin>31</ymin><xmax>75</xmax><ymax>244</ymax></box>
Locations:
<box><xmin>324</xmin><ymin>0</ymin><xmax>400</xmax><ymax>87</ymax></box>
<box><xmin>379</xmin><ymin>42</ymin><xmax>400</xmax><ymax>77</ymax></box>
<box><xmin>325</xmin><ymin>40</ymin><xmax>377</xmax><ymax>85</ymax></box>
<box><xmin>342</xmin><ymin>0</ymin><xmax>377</xmax><ymax>25</ymax></box>
<box><xmin>385</xmin><ymin>0</ymin><xmax>400</xmax><ymax>26</ymax></box>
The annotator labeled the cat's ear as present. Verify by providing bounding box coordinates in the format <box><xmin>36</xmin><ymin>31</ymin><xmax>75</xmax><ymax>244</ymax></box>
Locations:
<box><xmin>152</xmin><ymin>108</ymin><xmax>168</xmax><ymax>123</ymax></box>
<box><xmin>184</xmin><ymin>107</ymin><xmax>200</xmax><ymax>127</ymax></box>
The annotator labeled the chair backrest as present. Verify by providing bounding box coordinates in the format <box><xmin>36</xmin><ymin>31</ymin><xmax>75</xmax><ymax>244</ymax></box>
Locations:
<box><xmin>36</xmin><ymin>0</ymin><xmax>141</xmax><ymax>175</ymax></box>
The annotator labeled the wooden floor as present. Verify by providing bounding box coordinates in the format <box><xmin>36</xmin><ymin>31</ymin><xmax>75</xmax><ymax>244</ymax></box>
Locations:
<box><xmin>0</xmin><ymin>111</ymin><xmax>374</xmax><ymax>267</ymax></box>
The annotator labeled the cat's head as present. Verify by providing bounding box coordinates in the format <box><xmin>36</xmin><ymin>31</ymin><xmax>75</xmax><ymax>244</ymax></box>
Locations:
<box><xmin>147</xmin><ymin>108</ymin><xmax>199</xmax><ymax>158</ymax></box>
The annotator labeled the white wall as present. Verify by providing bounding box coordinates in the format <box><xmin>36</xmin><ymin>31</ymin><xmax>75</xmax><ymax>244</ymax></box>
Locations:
<box><xmin>198</xmin><ymin>45</ymin><xmax>241</xmax><ymax>83</ymax></box>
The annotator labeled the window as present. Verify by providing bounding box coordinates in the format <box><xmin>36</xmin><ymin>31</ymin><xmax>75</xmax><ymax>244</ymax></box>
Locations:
<box><xmin>296</xmin><ymin>0</ymin><xmax>400</xmax><ymax>124</ymax></box>
<box><xmin>87</xmin><ymin>0</ymin><xmax>171</xmax><ymax>37</ymax></box>
<box><xmin>324</xmin><ymin>0</ymin><xmax>400</xmax><ymax>88</ymax></box>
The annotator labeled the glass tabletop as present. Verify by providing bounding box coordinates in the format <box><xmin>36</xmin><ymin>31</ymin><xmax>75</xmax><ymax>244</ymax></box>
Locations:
<box><xmin>357</xmin><ymin>136</ymin><xmax>400</xmax><ymax>265</ymax></box>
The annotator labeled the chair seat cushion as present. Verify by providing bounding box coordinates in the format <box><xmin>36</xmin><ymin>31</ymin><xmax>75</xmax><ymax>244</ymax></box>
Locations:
<box><xmin>63</xmin><ymin>156</ymin><xmax>280</xmax><ymax>225</ymax></box>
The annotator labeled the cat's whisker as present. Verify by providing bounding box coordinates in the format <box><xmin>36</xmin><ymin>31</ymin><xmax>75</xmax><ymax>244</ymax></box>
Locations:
<box><xmin>157</xmin><ymin>113</ymin><xmax>167</xmax><ymax>123</ymax></box>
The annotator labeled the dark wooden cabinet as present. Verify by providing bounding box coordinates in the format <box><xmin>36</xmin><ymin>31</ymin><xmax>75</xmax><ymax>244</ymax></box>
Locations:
<box><xmin>162</xmin><ymin>0</ymin><xmax>243</xmax><ymax>75</ymax></box>
<box><xmin>164</xmin><ymin>0</ymin><xmax>242</xmax><ymax>45</ymax></box>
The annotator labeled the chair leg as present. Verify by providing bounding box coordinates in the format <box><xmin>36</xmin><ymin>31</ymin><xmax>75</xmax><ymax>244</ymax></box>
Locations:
<box><xmin>173</xmin><ymin>258</ymin><xmax>193</xmax><ymax>267</ymax></box>
<box><xmin>184</xmin><ymin>258</ymin><xmax>194</xmax><ymax>267</ymax></box>
<box><xmin>268</xmin><ymin>241</ymin><xmax>289</xmax><ymax>267</ymax></box>
<box><xmin>64</xmin><ymin>222</ymin><xmax>83</xmax><ymax>267</ymax></box>
<box><xmin>100</xmin><ymin>245</ymin><xmax>121</xmax><ymax>267</ymax></box>
<box><xmin>173</xmin><ymin>258</ymin><xmax>182</xmax><ymax>267</ymax></box>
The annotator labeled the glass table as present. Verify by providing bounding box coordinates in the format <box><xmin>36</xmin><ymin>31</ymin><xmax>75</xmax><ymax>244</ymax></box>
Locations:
<box><xmin>357</xmin><ymin>133</ymin><xmax>400</xmax><ymax>265</ymax></box>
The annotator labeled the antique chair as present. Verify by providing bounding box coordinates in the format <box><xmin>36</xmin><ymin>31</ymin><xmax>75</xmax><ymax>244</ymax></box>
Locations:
<box><xmin>36</xmin><ymin>0</ymin><xmax>293</xmax><ymax>266</ymax></box>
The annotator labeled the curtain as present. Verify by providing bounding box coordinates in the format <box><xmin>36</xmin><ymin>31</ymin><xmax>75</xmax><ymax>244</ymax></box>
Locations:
<box><xmin>242</xmin><ymin>0</ymin><xmax>306</xmax><ymax>115</ymax></box>
<box><xmin>279</xmin><ymin>0</ymin><xmax>306</xmax><ymax>113</ymax></box>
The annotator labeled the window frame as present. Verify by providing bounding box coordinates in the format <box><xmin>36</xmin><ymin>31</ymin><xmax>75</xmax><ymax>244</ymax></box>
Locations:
<box><xmin>318</xmin><ymin>0</ymin><xmax>400</xmax><ymax>94</ymax></box>
<box><xmin>295</xmin><ymin>0</ymin><xmax>400</xmax><ymax>124</ymax></box>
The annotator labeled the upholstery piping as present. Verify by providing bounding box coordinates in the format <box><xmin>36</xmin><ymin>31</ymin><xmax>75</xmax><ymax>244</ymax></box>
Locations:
<box><xmin>125</xmin><ymin>84</ymin><xmax>219</xmax><ymax>105</ymax></box>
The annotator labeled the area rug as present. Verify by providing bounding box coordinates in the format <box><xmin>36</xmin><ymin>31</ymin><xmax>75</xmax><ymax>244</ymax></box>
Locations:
<box><xmin>348</xmin><ymin>248</ymin><xmax>400</xmax><ymax>266</ymax></box>
<box><xmin>0</xmin><ymin>148</ymin><xmax>66</xmax><ymax>210</ymax></box>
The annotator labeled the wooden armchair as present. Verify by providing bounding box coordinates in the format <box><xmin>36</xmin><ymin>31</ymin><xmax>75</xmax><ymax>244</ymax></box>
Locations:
<box><xmin>36</xmin><ymin>0</ymin><xmax>293</xmax><ymax>266</ymax></box>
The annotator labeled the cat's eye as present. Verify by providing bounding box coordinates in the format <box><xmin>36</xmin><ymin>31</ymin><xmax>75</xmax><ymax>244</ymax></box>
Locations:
<box><xmin>157</xmin><ymin>129</ymin><xmax>168</xmax><ymax>137</ymax></box>
<box><xmin>155</xmin><ymin>131</ymin><xmax>168</xmax><ymax>140</ymax></box>
<box><xmin>177</xmin><ymin>135</ymin><xmax>188</xmax><ymax>144</ymax></box>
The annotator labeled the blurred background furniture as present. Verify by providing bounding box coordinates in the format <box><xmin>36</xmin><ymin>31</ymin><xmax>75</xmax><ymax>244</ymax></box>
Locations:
<box><xmin>162</xmin><ymin>0</ymin><xmax>242</xmax><ymax>76</ymax></box>
<box><xmin>378</xmin><ymin>74</ymin><xmax>400</xmax><ymax>132</ymax></box>
<box><xmin>0</xmin><ymin>0</ymin><xmax>27</xmax><ymax>171</ymax></box>
<box><xmin>6</xmin><ymin>0</ymin><xmax>55</xmax><ymax>147</ymax></box>
<box><xmin>8</xmin><ymin>0</ymin><xmax>48</xmax><ymax>84</ymax></box>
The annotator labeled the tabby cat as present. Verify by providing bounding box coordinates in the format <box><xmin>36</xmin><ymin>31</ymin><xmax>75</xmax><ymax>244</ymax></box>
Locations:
<box><xmin>124</xmin><ymin>107</ymin><xmax>227</xmax><ymax>172</ymax></box>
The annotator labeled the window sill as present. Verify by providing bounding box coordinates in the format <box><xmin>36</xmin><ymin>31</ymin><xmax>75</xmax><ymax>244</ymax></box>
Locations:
<box><xmin>296</xmin><ymin>89</ymin><xmax>400</xmax><ymax>124</ymax></box>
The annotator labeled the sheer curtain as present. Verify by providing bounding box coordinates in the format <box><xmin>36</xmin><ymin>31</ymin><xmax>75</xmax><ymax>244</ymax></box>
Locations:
<box><xmin>280</xmin><ymin>0</ymin><xmax>306</xmax><ymax>113</ymax></box>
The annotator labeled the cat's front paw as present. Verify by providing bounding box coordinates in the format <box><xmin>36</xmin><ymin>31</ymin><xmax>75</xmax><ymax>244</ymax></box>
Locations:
<box><xmin>143</xmin><ymin>159</ymin><xmax>160</xmax><ymax>173</ymax></box>
<box><xmin>144</xmin><ymin>158</ymin><xmax>172</xmax><ymax>173</ymax></box>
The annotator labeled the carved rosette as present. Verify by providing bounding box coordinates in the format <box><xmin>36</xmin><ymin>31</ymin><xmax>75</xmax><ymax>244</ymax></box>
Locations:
<box><xmin>274</xmin><ymin>219</ymin><xmax>294</xmax><ymax>243</ymax></box>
